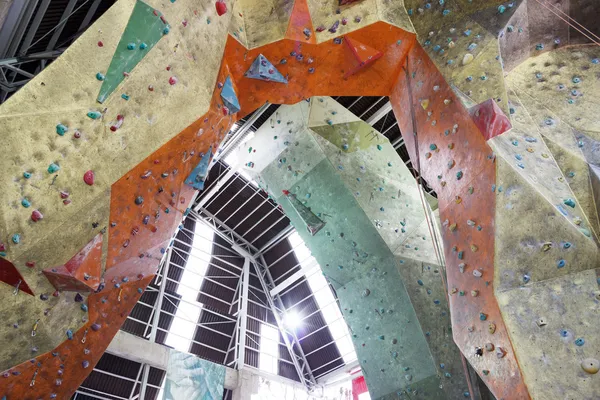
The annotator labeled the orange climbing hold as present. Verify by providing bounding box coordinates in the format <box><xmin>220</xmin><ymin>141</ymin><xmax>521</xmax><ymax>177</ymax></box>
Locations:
<box><xmin>343</xmin><ymin>36</ymin><xmax>383</xmax><ymax>78</ymax></box>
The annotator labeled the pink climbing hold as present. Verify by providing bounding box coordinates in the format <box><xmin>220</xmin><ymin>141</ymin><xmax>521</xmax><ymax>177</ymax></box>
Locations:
<box><xmin>26</xmin><ymin>261</ymin><xmax>35</xmax><ymax>268</ymax></box>
<box><xmin>60</xmin><ymin>191</ymin><xmax>69</xmax><ymax>199</ymax></box>
<box><xmin>222</xmin><ymin>105</ymin><xmax>229</xmax><ymax>115</ymax></box>
<box><xmin>31</xmin><ymin>210</ymin><xmax>43</xmax><ymax>222</ymax></box>
<box><xmin>215</xmin><ymin>0</ymin><xmax>227</xmax><ymax>16</ymax></box>
<box><xmin>169</xmin><ymin>76</ymin><xmax>178</xmax><ymax>85</ymax></box>
<box><xmin>83</xmin><ymin>170</ymin><xmax>95</xmax><ymax>186</ymax></box>
<box><xmin>110</xmin><ymin>115</ymin><xmax>124</xmax><ymax>132</ymax></box>
<box><xmin>74</xmin><ymin>131</ymin><xmax>81</xmax><ymax>139</ymax></box>
<box><xmin>97</xmin><ymin>41</ymin><xmax>103</xmax><ymax>47</ymax></box>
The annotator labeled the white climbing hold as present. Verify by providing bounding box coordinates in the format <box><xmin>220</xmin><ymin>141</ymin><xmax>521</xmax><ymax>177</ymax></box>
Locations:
<box><xmin>462</xmin><ymin>53</ymin><xmax>474</xmax><ymax>65</ymax></box>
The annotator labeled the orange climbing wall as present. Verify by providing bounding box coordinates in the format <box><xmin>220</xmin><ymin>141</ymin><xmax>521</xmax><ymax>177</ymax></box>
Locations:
<box><xmin>0</xmin><ymin>18</ymin><xmax>532</xmax><ymax>400</ymax></box>
<box><xmin>390</xmin><ymin>44</ymin><xmax>530</xmax><ymax>399</ymax></box>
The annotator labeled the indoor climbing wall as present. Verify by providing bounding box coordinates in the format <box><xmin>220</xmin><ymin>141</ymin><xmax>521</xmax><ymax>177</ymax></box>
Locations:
<box><xmin>239</xmin><ymin>98</ymin><xmax>472</xmax><ymax>399</ymax></box>
<box><xmin>0</xmin><ymin>0</ymin><xmax>237</xmax><ymax>397</ymax></box>
<box><xmin>2</xmin><ymin>0</ymin><xmax>600</xmax><ymax>398</ymax></box>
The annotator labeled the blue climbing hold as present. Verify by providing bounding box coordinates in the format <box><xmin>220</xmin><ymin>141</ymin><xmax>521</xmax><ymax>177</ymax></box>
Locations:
<box><xmin>417</xmin><ymin>279</ymin><xmax>424</xmax><ymax>286</ymax></box>
<box><xmin>81</xmin><ymin>304</ymin><xmax>88</xmax><ymax>312</ymax></box>
<box><xmin>479</xmin><ymin>313</ymin><xmax>487</xmax><ymax>321</ymax></box>
<box><xmin>23</xmin><ymin>172</ymin><xmax>31</xmax><ymax>179</ymax></box>
<box><xmin>498</xmin><ymin>4</ymin><xmax>506</xmax><ymax>13</ymax></box>
<box><xmin>523</xmin><ymin>274</ymin><xmax>531</xmax><ymax>283</ymax></box>
<box><xmin>139</xmin><ymin>42</ymin><xmax>148</xmax><ymax>50</ymax></box>
<box><xmin>561</xmin><ymin>329</ymin><xmax>569</xmax><ymax>337</ymax></box>
<box><xmin>127</xmin><ymin>42</ymin><xmax>136</xmax><ymax>50</ymax></box>
<box><xmin>575</xmin><ymin>338</ymin><xmax>585</xmax><ymax>346</ymax></box>
<box><xmin>557</xmin><ymin>259</ymin><xmax>566</xmax><ymax>268</ymax></box>
<box><xmin>66</xmin><ymin>329</ymin><xmax>73</xmax><ymax>340</ymax></box>
<box><xmin>185</xmin><ymin>147</ymin><xmax>213</xmax><ymax>190</ymax></box>
<box><xmin>21</xmin><ymin>199</ymin><xmax>30</xmax><ymax>208</ymax></box>
<box><xmin>48</xmin><ymin>163</ymin><xmax>60</xmax><ymax>173</ymax></box>
<box><xmin>220</xmin><ymin>76</ymin><xmax>241</xmax><ymax>114</ymax></box>
<box><xmin>11</xmin><ymin>234</ymin><xmax>20</xmax><ymax>244</ymax></box>
<box><xmin>137</xmin><ymin>288</ymin><xmax>143</xmax><ymax>294</ymax></box>
<box><xmin>96</xmin><ymin>73</ymin><xmax>105</xmax><ymax>81</ymax></box>
<box><xmin>563</xmin><ymin>242</ymin><xmax>571</xmax><ymax>249</ymax></box>
<box><xmin>245</xmin><ymin>54</ymin><xmax>287</xmax><ymax>84</ymax></box>
<box><xmin>536</xmin><ymin>43</ymin><xmax>544</xmax><ymax>50</ymax></box>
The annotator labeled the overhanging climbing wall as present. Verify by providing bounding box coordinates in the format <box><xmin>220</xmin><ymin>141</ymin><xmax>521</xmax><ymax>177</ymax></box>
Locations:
<box><xmin>234</xmin><ymin>98</ymin><xmax>472</xmax><ymax>399</ymax></box>
<box><xmin>1</xmin><ymin>0</ymin><xmax>599</xmax><ymax>398</ymax></box>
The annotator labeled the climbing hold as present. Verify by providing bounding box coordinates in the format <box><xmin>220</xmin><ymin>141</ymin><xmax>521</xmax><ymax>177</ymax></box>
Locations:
<box><xmin>83</xmin><ymin>170</ymin><xmax>95</xmax><ymax>186</ymax></box>
<box><xmin>31</xmin><ymin>210</ymin><xmax>43</xmax><ymax>222</ymax></box>
<box><xmin>473</xmin><ymin>270</ymin><xmax>482</xmax><ymax>278</ymax></box>
<box><xmin>488</xmin><ymin>323</ymin><xmax>496</xmax><ymax>334</ymax></box>
<box><xmin>134</xmin><ymin>196</ymin><xmax>144</xmax><ymax>205</ymax></box>
<box><xmin>139</xmin><ymin>42</ymin><xmax>147</xmax><ymax>50</ymax></box>
<box><xmin>536</xmin><ymin>318</ymin><xmax>547</xmax><ymax>327</ymax></box>
<box><xmin>110</xmin><ymin>114</ymin><xmax>124</xmax><ymax>131</ymax></box>
<box><xmin>48</xmin><ymin>163</ymin><xmax>60</xmax><ymax>173</ymax></box>
<box><xmin>480</xmin><ymin>312</ymin><xmax>487</xmax><ymax>321</ymax></box>
<box><xmin>563</xmin><ymin>198</ymin><xmax>576</xmax><ymax>208</ymax></box>
<box><xmin>127</xmin><ymin>43</ymin><xmax>135</xmax><ymax>50</ymax></box>
<box><xmin>87</xmin><ymin>110</ymin><xmax>102</xmax><ymax>119</ymax></box>
<box><xmin>581</xmin><ymin>358</ymin><xmax>599</xmax><ymax>374</ymax></box>
<box><xmin>245</xmin><ymin>54</ymin><xmax>287</xmax><ymax>84</ymax></box>
<box><xmin>496</xmin><ymin>347</ymin><xmax>506</xmax><ymax>359</ymax></box>
<box><xmin>456</xmin><ymin>171</ymin><xmax>463</xmax><ymax>180</ymax></box>
<box><xmin>215</xmin><ymin>0</ymin><xmax>227</xmax><ymax>16</ymax></box>
<box><xmin>523</xmin><ymin>274</ymin><xmax>531</xmax><ymax>283</ymax></box>
<box><xmin>11</xmin><ymin>234</ymin><xmax>20</xmax><ymax>244</ymax></box>
<box><xmin>21</xmin><ymin>198</ymin><xmax>31</xmax><ymax>208</ymax></box>
<box><xmin>91</xmin><ymin>323</ymin><xmax>101</xmax><ymax>331</ymax></box>
<box><xmin>362</xmin><ymin>289</ymin><xmax>370</xmax><ymax>297</ymax></box>
<box><xmin>462</xmin><ymin>53</ymin><xmax>474</xmax><ymax>65</ymax></box>
<box><xmin>81</xmin><ymin>304</ymin><xmax>88</xmax><ymax>312</ymax></box>
<box><xmin>420</xmin><ymin>99</ymin><xmax>429</xmax><ymax>110</ymax></box>
<box><xmin>485</xmin><ymin>343</ymin><xmax>494</xmax><ymax>352</ymax></box>
<box><xmin>557</xmin><ymin>259</ymin><xmax>566</xmax><ymax>269</ymax></box>
<box><xmin>82</xmin><ymin>360</ymin><xmax>90</xmax><ymax>369</ymax></box>
<box><xmin>56</xmin><ymin>123</ymin><xmax>68</xmax><ymax>136</ymax></box>
<box><xmin>575</xmin><ymin>338</ymin><xmax>585</xmax><ymax>346</ymax></box>
<box><xmin>66</xmin><ymin>329</ymin><xmax>73</xmax><ymax>340</ymax></box>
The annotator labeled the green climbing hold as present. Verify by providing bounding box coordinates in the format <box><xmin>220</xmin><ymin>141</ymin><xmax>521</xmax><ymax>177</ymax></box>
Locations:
<box><xmin>87</xmin><ymin>111</ymin><xmax>102</xmax><ymax>119</ymax></box>
<box><xmin>127</xmin><ymin>43</ymin><xmax>136</xmax><ymax>50</ymax></box>
<box><xmin>563</xmin><ymin>198</ymin><xmax>576</xmax><ymax>208</ymax></box>
<box><xmin>48</xmin><ymin>163</ymin><xmax>60</xmax><ymax>173</ymax></box>
<box><xmin>56</xmin><ymin>123</ymin><xmax>68</xmax><ymax>136</ymax></box>
<box><xmin>377</xmin><ymin>144</ymin><xmax>383</xmax><ymax>151</ymax></box>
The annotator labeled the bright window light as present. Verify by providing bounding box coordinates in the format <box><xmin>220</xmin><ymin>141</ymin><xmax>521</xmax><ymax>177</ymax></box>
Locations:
<box><xmin>259</xmin><ymin>324</ymin><xmax>280</xmax><ymax>374</ymax></box>
<box><xmin>163</xmin><ymin>223</ymin><xmax>214</xmax><ymax>353</ymax></box>
<box><xmin>358</xmin><ymin>392</ymin><xmax>372</xmax><ymax>400</ymax></box>
<box><xmin>288</xmin><ymin>232</ymin><xmax>358</xmax><ymax>365</ymax></box>
<box><xmin>283</xmin><ymin>310</ymin><xmax>302</xmax><ymax>330</ymax></box>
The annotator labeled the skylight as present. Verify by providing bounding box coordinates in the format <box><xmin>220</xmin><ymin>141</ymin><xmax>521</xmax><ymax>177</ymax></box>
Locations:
<box><xmin>288</xmin><ymin>232</ymin><xmax>358</xmax><ymax>367</ymax></box>
<box><xmin>163</xmin><ymin>222</ymin><xmax>214</xmax><ymax>353</ymax></box>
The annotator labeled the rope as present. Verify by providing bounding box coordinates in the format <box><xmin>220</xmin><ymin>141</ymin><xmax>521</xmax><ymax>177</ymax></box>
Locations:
<box><xmin>532</xmin><ymin>0</ymin><xmax>600</xmax><ymax>46</ymax></box>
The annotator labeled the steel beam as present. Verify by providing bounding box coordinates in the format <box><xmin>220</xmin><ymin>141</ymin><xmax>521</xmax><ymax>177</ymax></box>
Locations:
<box><xmin>237</xmin><ymin>257</ymin><xmax>250</xmax><ymax>368</ymax></box>
<box><xmin>365</xmin><ymin>100</ymin><xmax>392</xmax><ymax>126</ymax></box>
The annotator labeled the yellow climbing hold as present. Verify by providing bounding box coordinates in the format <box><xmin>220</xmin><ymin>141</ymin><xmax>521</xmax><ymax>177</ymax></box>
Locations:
<box><xmin>581</xmin><ymin>358</ymin><xmax>599</xmax><ymax>374</ymax></box>
<box><xmin>462</xmin><ymin>53</ymin><xmax>474</xmax><ymax>65</ymax></box>
<box><xmin>421</xmin><ymin>99</ymin><xmax>430</xmax><ymax>110</ymax></box>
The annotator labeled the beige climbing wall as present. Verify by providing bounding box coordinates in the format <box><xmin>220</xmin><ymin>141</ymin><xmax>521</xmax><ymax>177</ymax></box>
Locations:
<box><xmin>0</xmin><ymin>0</ymin><xmax>233</xmax><ymax>369</ymax></box>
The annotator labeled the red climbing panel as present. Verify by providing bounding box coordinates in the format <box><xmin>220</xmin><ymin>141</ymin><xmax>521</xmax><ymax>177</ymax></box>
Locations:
<box><xmin>469</xmin><ymin>99</ymin><xmax>512</xmax><ymax>141</ymax></box>
<box><xmin>285</xmin><ymin>0</ymin><xmax>316</xmax><ymax>44</ymax></box>
<box><xmin>343</xmin><ymin>36</ymin><xmax>383</xmax><ymax>78</ymax></box>
<box><xmin>43</xmin><ymin>233</ymin><xmax>103</xmax><ymax>292</ymax></box>
<box><xmin>0</xmin><ymin>258</ymin><xmax>34</xmax><ymax>296</ymax></box>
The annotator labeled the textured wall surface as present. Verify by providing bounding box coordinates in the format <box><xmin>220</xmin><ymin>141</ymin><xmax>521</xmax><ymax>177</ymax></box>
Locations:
<box><xmin>2</xmin><ymin>0</ymin><xmax>600</xmax><ymax>398</ymax></box>
<box><xmin>249</xmin><ymin>98</ymin><xmax>471</xmax><ymax>399</ymax></box>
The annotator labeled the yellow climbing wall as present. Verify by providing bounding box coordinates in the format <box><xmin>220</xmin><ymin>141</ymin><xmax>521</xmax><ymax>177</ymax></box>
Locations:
<box><xmin>0</xmin><ymin>0</ymin><xmax>234</xmax><ymax>369</ymax></box>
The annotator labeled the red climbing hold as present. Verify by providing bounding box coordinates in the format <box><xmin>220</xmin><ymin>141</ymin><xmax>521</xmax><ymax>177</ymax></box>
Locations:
<box><xmin>169</xmin><ymin>76</ymin><xmax>178</xmax><ymax>85</ymax></box>
<box><xmin>84</xmin><ymin>170</ymin><xmax>95</xmax><ymax>186</ymax></box>
<box><xmin>282</xmin><ymin>189</ymin><xmax>290</xmax><ymax>195</ymax></box>
<box><xmin>97</xmin><ymin>41</ymin><xmax>103</xmax><ymax>47</ymax></box>
<box><xmin>26</xmin><ymin>261</ymin><xmax>35</xmax><ymax>268</ymax></box>
<box><xmin>110</xmin><ymin>114</ymin><xmax>124</xmax><ymax>131</ymax></box>
<box><xmin>215</xmin><ymin>0</ymin><xmax>227</xmax><ymax>16</ymax></box>
<box><xmin>469</xmin><ymin>99</ymin><xmax>512</xmax><ymax>140</ymax></box>
<box><xmin>222</xmin><ymin>105</ymin><xmax>229</xmax><ymax>115</ymax></box>
<box><xmin>31</xmin><ymin>210</ymin><xmax>43</xmax><ymax>222</ymax></box>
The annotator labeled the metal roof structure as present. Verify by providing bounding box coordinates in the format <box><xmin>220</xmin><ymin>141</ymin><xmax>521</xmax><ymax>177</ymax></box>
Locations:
<box><xmin>0</xmin><ymin>0</ymin><xmax>118</xmax><ymax>102</ymax></box>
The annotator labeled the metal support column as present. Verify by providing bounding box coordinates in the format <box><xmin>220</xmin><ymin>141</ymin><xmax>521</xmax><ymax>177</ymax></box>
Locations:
<box><xmin>237</xmin><ymin>257</ymin><xmax>250</xmax><ymax>369</ymax></box>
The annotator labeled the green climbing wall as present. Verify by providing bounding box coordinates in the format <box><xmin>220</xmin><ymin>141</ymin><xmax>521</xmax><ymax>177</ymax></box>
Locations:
<box><xmin>249</xmin><ymin>98</ymin><xmax>473</xmax><ymax>399</ymax></box>
<box><xmin>97</xmin><ymin>0</ymin><xmax>169</xmax><ymax>103</ymax></box>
